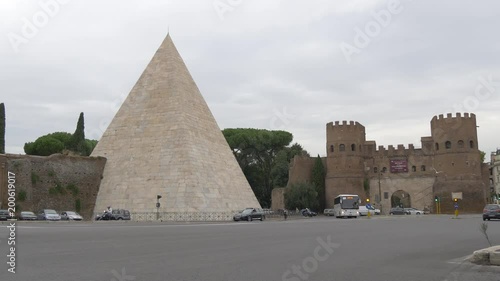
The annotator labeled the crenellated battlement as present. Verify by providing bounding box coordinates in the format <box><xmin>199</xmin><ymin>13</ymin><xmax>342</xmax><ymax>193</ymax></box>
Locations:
<box><xmin>326</xmin><ymin>120</ymin><xmax>365</xmax><ymax>130</ymax></box>
<box><xmin>326</xmin><ymin>120</ymin><xmax>366</xmax><ymax>143</ymax></box>
<box><xmin>371</xmin><ymin>143</ymin><xmax>417</xmax><ymax>157</ymax></box>
<box><xmin>431</xmin><ymin>112</ymin><xmax>476</xmax><ymax>124</ymax></box>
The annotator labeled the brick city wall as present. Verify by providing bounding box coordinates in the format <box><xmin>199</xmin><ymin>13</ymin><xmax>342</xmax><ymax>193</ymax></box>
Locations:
<box><xmin>0</xmin><ymin>154</ymin><xmax>106</xmax><ymax>220</ymax></box>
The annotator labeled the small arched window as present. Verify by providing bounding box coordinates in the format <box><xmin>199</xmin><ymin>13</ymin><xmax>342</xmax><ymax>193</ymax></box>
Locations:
<box><xmin>435</xmin><ymin>143</ymin><xmax>439</xmax><ymax>150</ymax></box>
<box><xmin>382</xmin><ymin>167</ymin><xmax>387</xmax><ymax>173</ymax></box>
<box><xmin>351</xmin><ymin>144</ymin><xmax>356</xmax><ymax>151</ymax></box>
<box><xmin>421</xmin><ymin>165</ymin><xmax>426</xmax><ymax>172</ymax></box>
<box><xmin>373</xmin><ymin>167</ymin><xmax>378</xmax><ymax>173</ymax></box>
<box><xmin>457</xmin><ymin>140</ymin><xmax>464</xmax><ymax>148</ymax></box>
<box><xmin>339</xmin><ymin>144</ymin><xmax>345</xmax><ymax>151</ymax></box>
<box><xmin>445</xmin><ymin>141</ymin><xmax>451</xmax><ymax>149</ymax></box>
<box><xmin>330</xmin><ymin>145</ymin><xmax>334</xmax><ymax>153</ymax></box>
<box><xmin>412</xmin><ymin>166</ymin><xmax>416</xmax><ymax>172</ymax></box>
<box><xmin>469</xmin><ymin>140</ymin><xmax>474</xmax><ymax>149</ymax></box>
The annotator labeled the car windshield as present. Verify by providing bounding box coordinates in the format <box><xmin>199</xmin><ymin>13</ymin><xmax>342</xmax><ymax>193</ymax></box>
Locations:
<box><xmin>22</xmin><ymin>212</ymin><xmax>35</xmax><ymax>215</ymax></box>
<box><xmin>45</xmin><ymin>210</ymin><xmax>57</xmax><ymax>214</ymax></box>
<box><xmin>242</xmin><ymin>209</ymin><xmax>253</xmax><ymax>215</ymax></box>
<box><xmin>66</xmin><ymin>212</ymin><xmax>77</xmax><ymax>215</ymax></box>
<box><xmin>486</xmin><ymin>205</ymin><xmax>500</xmax><ymax>210</ymax></box>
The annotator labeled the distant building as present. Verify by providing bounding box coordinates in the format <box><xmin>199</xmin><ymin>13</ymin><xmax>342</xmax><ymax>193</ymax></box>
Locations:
<box><xmin>491</xmin><ymin>149</ymin><xmax>500</xmax><ymax>203</ymax></box>
<box><xmin>280</xmin><ymin>113</ymin><xmax>489</xmax><ymax>214</ymax></box>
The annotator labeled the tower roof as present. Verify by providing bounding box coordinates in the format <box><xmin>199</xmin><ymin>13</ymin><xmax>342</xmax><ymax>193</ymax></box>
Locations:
<box><xmin>91</xmin><ymin>34</ymin><xmax>260</xmax><ymax>215</ymax></box>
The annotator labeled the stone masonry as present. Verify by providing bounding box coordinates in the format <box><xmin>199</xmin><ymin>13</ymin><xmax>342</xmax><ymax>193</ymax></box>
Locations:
<box><xmin>91</xmin><ymin>34</ymin><xmax>260</xmax><ymax>216</ymax></box>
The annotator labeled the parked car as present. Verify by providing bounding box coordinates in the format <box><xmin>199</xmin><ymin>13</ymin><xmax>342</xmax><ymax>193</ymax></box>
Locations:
<box><xmin>61</xmin><ymin>211</ymin><xmax>83</xmax><ymax>221</ymax></box>
<box><xmin>0</xmin><ymin>209</ymin><xmax>13</xmax><ymax>220</ymax></box>
<box><xmin>112</xmin><ymin>209</ymin><xmax>131</xmax><ymax>220</ymax></box>
<box><xmin>404</xmin><ymin>208</ymin><xmax>424</xmax><ymax>215</ymax></box>
<box><xmin>482</xmin><ymin>204</ymin><xmax>500</xmax><ymax>221</ymax></box>
<box><xmin>359</xmin><ymin>205</ymin><xmax>381</xmax><ymax>216</ymax></box>
<box><xmin>96</xmin><ymin>209</ymin><xmax>131</xmax><ymax>220</ymax></box>
<box><xmin>300</xmin><ymin>208</ymin><xmax>317</xmax><ymax>217</ymax></box>
<box><xmin>324</xmin><ymin>209</ymin><xmax>335</xmax><ymax>216</ymax></box>
<box><xmin>233</xmin><ymin>208</ymin><xmax>265</xmax><ymax>221</ymax></box>
<box><xmin>389</xmin><ymin>207</ymin><xmax>407</xmax><ymax>215</ymax></box>
<box><xmin>37</xmin><ymin>209</ymin><xmax>61</xmax><ymax>221</ymax></box>
<box><xmin>18</xmin><ymin>211</ymin><xmax>37</xmax><ymax>220</ymax></box>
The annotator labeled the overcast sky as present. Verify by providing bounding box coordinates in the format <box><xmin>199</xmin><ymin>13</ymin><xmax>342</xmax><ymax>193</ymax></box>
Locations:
<box><xmin>1</xmin><ymin>0</ymin><xmax>499</xmax><ymax>158</ymax></box>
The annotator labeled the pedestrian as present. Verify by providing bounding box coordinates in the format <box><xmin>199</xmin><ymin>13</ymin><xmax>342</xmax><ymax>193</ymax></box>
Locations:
<box><xmin>284</xmin><ymin>209</ymin><xmax>288</xmax><ymax>220</ymax></box>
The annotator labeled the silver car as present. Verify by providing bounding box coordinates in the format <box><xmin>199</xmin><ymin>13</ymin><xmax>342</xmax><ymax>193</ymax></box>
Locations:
<box><xmin>61</xmin><ymin>211</ymin><xmax>83</xmax><ymax>221</ymax></box>
<box><xmin>404</xmin><ymin>208</ymin><xmax>423</xmax><ymax>215</ymax></box>
<box><xmin>37</xmin><ymin>209</ymin><xmax>61</xmax><ymax>221</ymax></box>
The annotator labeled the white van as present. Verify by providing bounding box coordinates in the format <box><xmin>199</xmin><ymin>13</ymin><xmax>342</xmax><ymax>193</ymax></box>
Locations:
<box><xmin>359</xmin><ymin>205</ymin><xmax>380</xmax><ymax>216</ymax></box>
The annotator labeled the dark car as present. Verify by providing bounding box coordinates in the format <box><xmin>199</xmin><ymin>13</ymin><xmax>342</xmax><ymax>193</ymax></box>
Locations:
<box><xmin>233</xmin><ymin>208</ymin><xmax>265</xmax><ymax>221</ymax></box>
<box><xmin>0</xmin><ymin>209</ymin><xmax>13</xmax><ymax>220</ymax></box>
<box><xmin>389</xmin><ymin>207</ymin><xmax>407</xmax><ymax>215</ymax></box>
<box><xmin>482</xmin><ymin>204</ymin><xmax>500</xmax><ymax>221</ymax></box>
<box><xmin>18</xmin><ymin>211</ymin><xmax>37</xmax><ymax>221</ymax></box>
<box><xmin>97</xmin><ymin>209</ymin><xmax>131</xmax><ymax>220</ymax></box>
<box><xmin>37</xmin><ymin>209</ymin><xmax>61</xmax><ymax>221</ymax></box>
<box><xmin>301</xmin><ymin>208</ymin><xmax>317</xmax><ymax>217</ymax></box>
<box><xmin>112</xmin><ymin>209</ymin><xmax>130</xmax><ymax>220</ymax></box>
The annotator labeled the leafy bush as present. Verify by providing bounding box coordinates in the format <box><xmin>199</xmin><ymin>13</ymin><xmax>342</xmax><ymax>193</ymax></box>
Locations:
<box><xmin>49</xmin><ymin>183</ymin><xmax>65</xmax><ymax>195</ymax></box>
<box><xmin>75</xmin><ymin>199</ymin><xmax>81</xmax><ymax>213</ymax></box>
<box><xmin>66</xmin><ymin>183</ymin><xmax>79</xmax><ymax>196</ymax></box>
<box><xmin>31</xmin><ymin>172</ymin><xmax>39</xmax><ymax>184</ymax></box>
<box><xmin>285</xmin><ymin>182</ymin><xmax>319</xmax><ymax>211</ymax></box>
<box><xmin>17</xmin><ymin>190</ymin><xmax>27</xmax><ymax>201</ymax></box>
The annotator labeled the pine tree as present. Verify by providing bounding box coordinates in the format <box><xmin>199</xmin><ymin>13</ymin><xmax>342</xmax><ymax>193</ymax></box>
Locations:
<box><xmin>69</xmin><ymin>112</ymin><xmax>86</xmax><ymax>155</ymax></box>
<box><xmin>312</xmin><ymin>155</ymin><xmax>326</xmax><ymax>211</ymax></box>
<box><xmin>0</xmin><ymin>103</ymin><xmax>5</xmax><ymax>154</ymax></box>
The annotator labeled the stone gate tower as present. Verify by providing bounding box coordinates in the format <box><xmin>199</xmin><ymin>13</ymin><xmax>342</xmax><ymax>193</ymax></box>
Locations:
<box><xmin>91</xmin><ymin>34</ymin><xmax>261</xmax><ymax>217</ymax></box>
<box><xmin>325</xmin><ymin>121</ymin><xmax>367</xmax><ymax>207</ymax></box>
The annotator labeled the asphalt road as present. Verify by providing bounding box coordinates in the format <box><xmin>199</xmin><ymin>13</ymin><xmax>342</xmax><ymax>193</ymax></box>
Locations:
<box><xmin>0</xmin><ymin>215</ymin><xmax>499</xmax><ymax>281</ymax></box>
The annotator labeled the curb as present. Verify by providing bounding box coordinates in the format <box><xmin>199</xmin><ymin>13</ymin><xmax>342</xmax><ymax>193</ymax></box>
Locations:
<box><xmin>470</xmin><ymin>245</ymin><xmax>500</xmax><ymax>266</ymax></box>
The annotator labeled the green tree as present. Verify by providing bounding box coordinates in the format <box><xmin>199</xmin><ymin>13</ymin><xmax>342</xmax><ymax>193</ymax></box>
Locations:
<box><xmin>312</xmin><ymin>155</ymin><xmax>326</xmax><ymax>211</ymax></box>
<box><xmin>0</xmin><ymin>103</ymin><xmax>5</xmax><ymax>154</ymax></box>
<box><xmin>24</xmin><ymin>123</ymin><xmax>98</xmax><ymax>156</ymax></box>
<box><xmin>69</xmin><ymin>112</ymin><xmax>87</xmax><ymax>155</ymax></box>
<box><xmin>30</xmin><ymin>136</ymin><xmax>65</xmax><ymax>156</ymax></box>
<box><xmin>223</xmin><ymin>128</ymin><xmax>294</xmax><ymax>207</ymax></box>
<box><xmin>271</xmin><ymin>143</ymin><xmax>310</xmax><ymax>188</ymax></box>
<box><xmin>24</xmin><ymin>132</ymin><xmax>71</xmax><ymax>156</ymax></box>
<box><xmin>285</xmin><ymin>182</ymin><xmax>319</xmax><ymax>211</ymax></box>
<box><xmin>480</xmin><ymin>150</ymin><xmax>486</xmax><ymax>163</ymax></box>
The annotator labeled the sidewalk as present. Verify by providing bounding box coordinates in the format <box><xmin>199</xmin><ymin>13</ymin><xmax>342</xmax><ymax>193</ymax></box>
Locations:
<box><xmin>470</xmin><ymin>245</ymin><xmax>500</xmax><ymax>266</ymax></box>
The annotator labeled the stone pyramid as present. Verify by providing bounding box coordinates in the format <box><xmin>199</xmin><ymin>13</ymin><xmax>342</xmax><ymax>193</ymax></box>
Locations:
<box><xmin>91</xmin><ymin>34</ymin><xmax>261</xmax><ymax>217</ymax></box>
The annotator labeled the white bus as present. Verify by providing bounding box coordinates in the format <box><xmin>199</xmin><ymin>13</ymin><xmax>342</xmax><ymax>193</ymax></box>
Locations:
<box><xmin>333</xmin><ymin>194</ymin><xmax>361</xmax><ymax>218</ymax></box>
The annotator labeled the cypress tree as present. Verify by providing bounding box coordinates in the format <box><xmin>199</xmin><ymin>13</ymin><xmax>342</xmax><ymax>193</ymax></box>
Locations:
<box><xmin>70</xmin><ymin>112</ymin><xmax>86</xmax><ymax>155</ymax></box>
<box><xmin>0</xmin><ymin>103</ymin><xmax>5</xmax><ymax>154</ymax></box>
<box><xmin>312</xmin><ymin>155</ymin><xmax>326</xmax><ymax>211</ymax></box>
